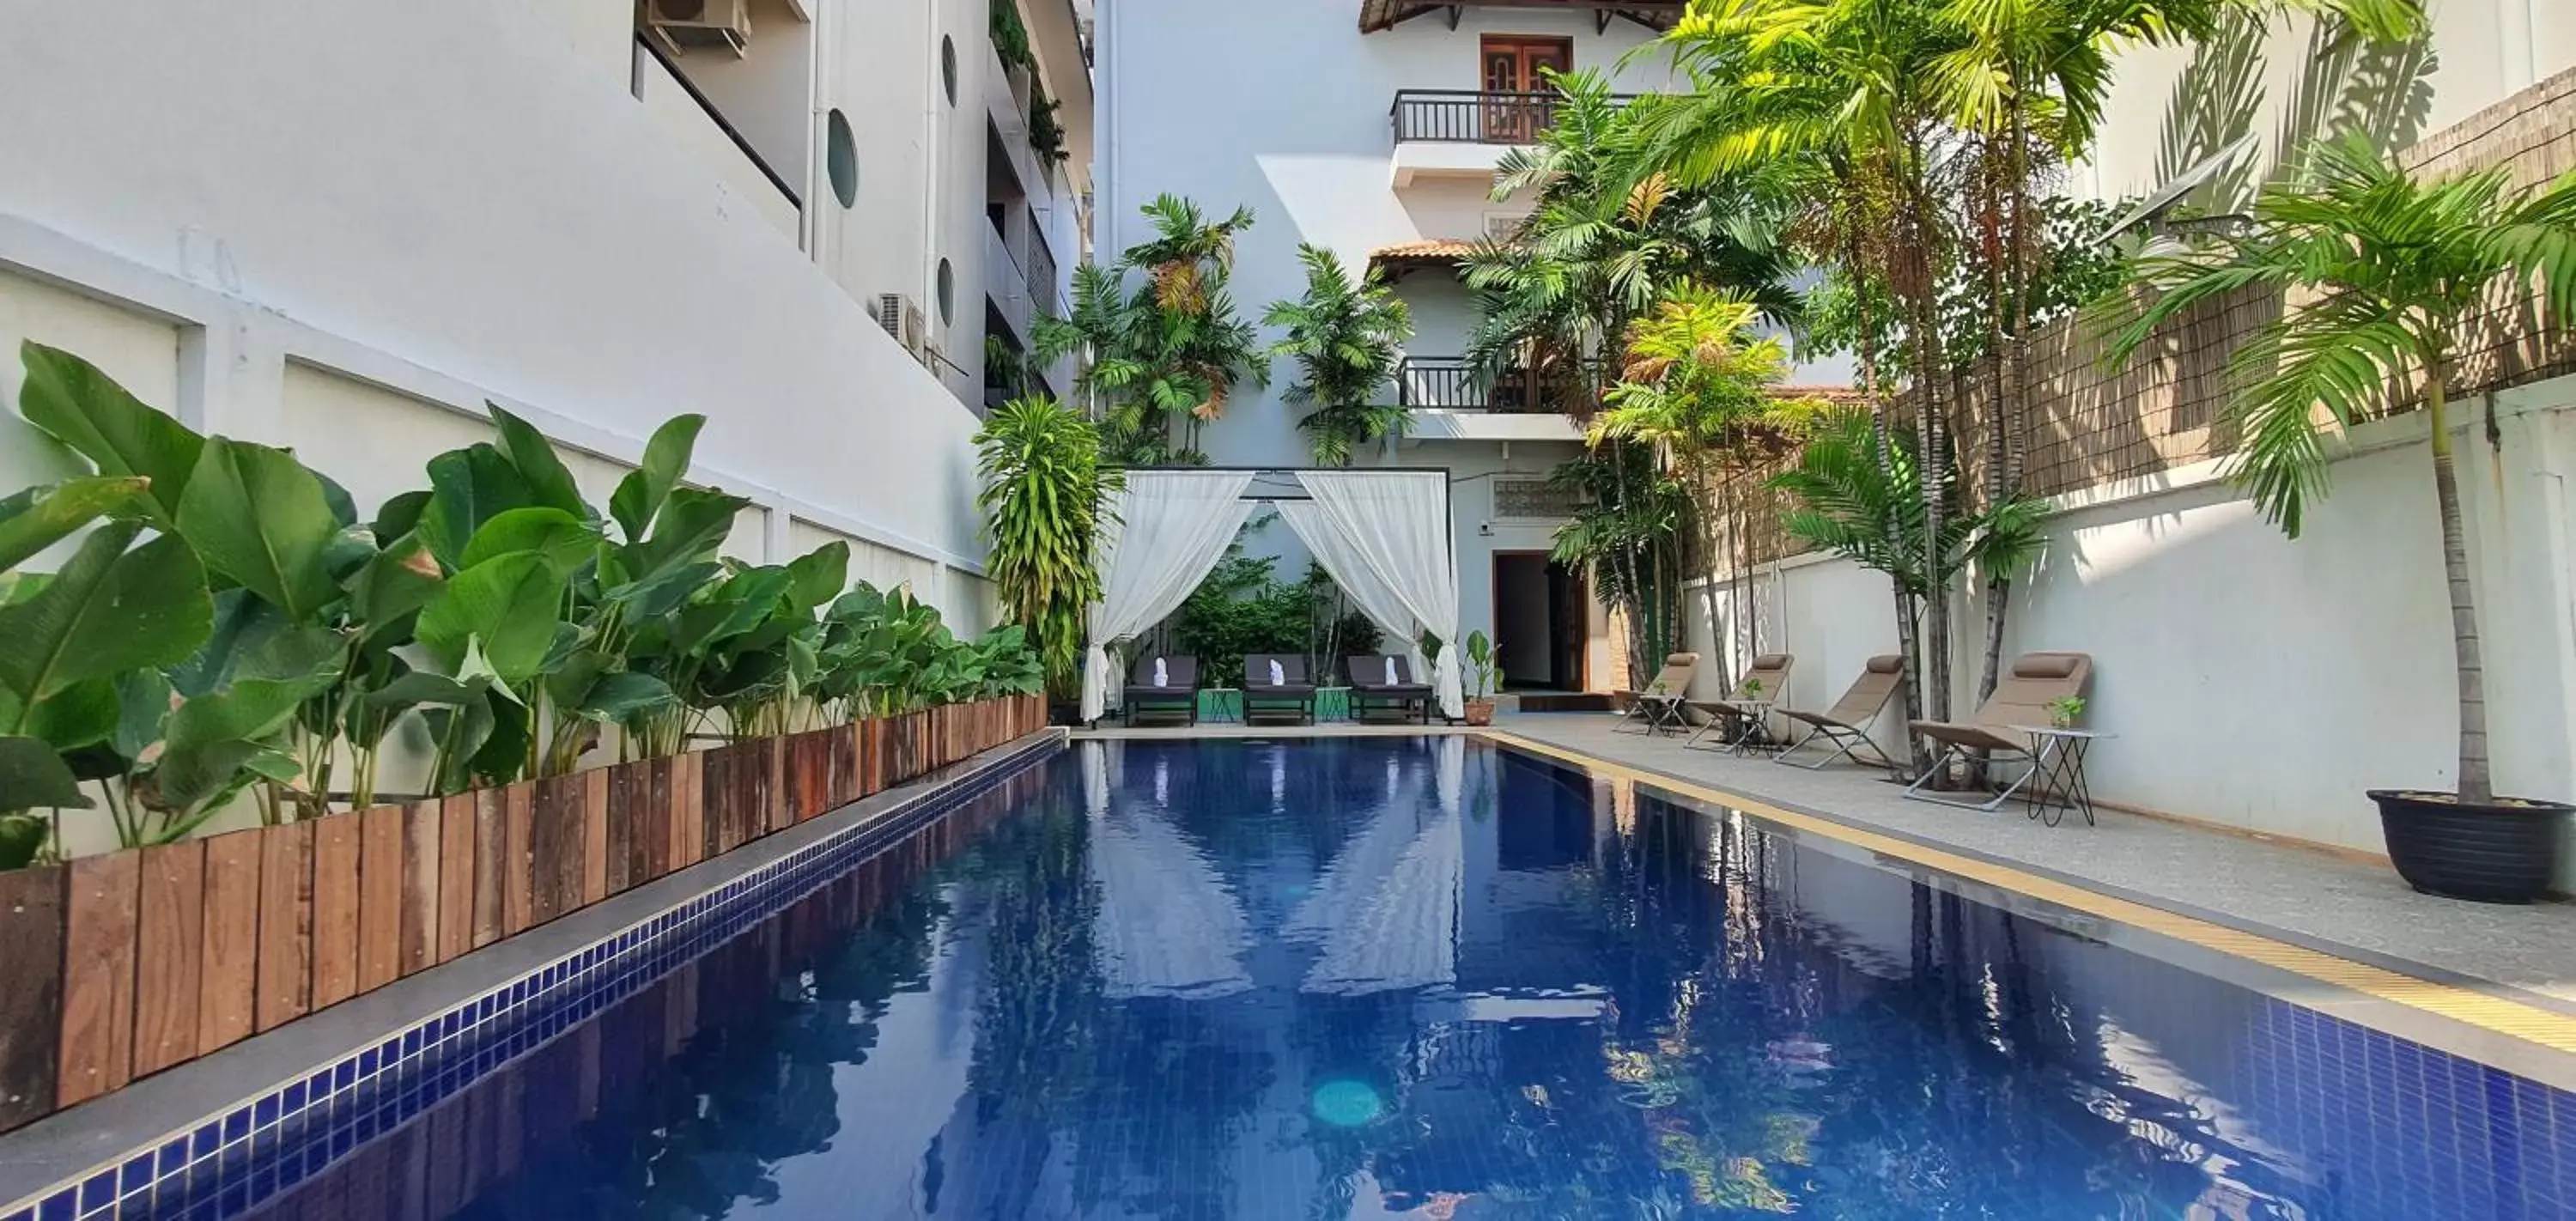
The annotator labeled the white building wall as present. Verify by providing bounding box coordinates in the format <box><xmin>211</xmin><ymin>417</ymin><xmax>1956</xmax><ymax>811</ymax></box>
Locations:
<box><xmin>1099</xmin><ymin>1</ymin><xmax>1674</xmax><ymax>475</ymax></box>
<box><xmin>671</xmin><ymin>0</ymin><xmax>819</xmax><ymax>203</ymax></box>
<box><xmin>1688</xmin><ymin>380</ymin><xmax>2576</xmax><ymax>880</ymax></box>
<box><xmin>0</xmin><ymin>0</ymin><xmax>1004</xmax><ymax>612</ymax></box>
<box><xmin>2078</xmin><ymin>2</ymin><xmax>2576</xmax><ymax>205</ymax></box>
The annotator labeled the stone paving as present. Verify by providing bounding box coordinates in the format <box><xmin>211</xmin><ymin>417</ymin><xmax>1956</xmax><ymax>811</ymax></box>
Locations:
<box><xmin>1494</xmin><ymin>710</ymin><xmax>2576</xmax><ymax>1011</ymax></box>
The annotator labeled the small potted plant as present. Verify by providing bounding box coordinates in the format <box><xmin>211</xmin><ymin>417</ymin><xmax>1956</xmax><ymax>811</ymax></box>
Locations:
<box><xmin>2046</xmin><ymin>696</ymin><xmax>2085</xmax><ymax>730</ymax></box>
<box><xmin>1462</xmin><ymin>630</ymin><xmax>1501</xmax><ymax>726</ymax></box>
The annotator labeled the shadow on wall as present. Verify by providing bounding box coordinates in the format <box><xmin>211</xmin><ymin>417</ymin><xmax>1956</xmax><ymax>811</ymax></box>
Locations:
<box><xmin>2157</xmin><ymin>11</ymin><xmax>2437</xmax><ymax>216</ymax></box>
<box><xmin>2009</xmin><ymin>16</ymin><xmax>2438</xmax><ymax>501</ymax></box>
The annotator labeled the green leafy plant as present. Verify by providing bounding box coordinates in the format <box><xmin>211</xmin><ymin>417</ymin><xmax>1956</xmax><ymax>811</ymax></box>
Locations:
<box><xmin>2046</xmin><ymin>696</ymin><xmax>2085</xmax><ymax>729</ymax></box>
<box><xmin>975</xmin><ymin>398</ymin><xmax>1115</xmax><ymax>696</ymax></box>
<box><xmin>0</xmin><ymin>339</ymin><xmax>1042</xmax><ymax>871</ymax></box>
<box><xmin>1463</xmin><ymin>630</ymin><xmax>1501</xmax><ymax>701</ymax></box>
<box><xmin>1264</xmin><ymin>244</ymin><xmax>1414</xmax><ymax>465</ymax></box>
<box><xmin>989</xmin><ymin>0</ymin><xmax>1033</xmax><ymax>70</ymax></box>
<box><xmin>1029</xmin><ymin>84</ymin><xmax>1069</xmax><ymax>168</ymax></box>
<box><xmin>2101</xmin><ymin>134</ymin><xmax>2576</xmax><ymax>804</ymax></box>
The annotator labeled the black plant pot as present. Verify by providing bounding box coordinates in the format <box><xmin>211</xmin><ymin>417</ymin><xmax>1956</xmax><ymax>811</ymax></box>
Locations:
<box><xmin>2370</xmin><ymin>789</ymin><xmax>2573</xmax><ymax>904</ymax></box>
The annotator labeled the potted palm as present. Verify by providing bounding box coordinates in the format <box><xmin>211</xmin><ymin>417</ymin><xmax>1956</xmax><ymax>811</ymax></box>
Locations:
<box><xmin>1461</xmin><ymin>630</ymin><xmax>1501</xmax><ymax>726</ymax></box>
<box><xmin>2105</xmin><ymin>135</ymin><xmax>2576</xmax><ymax>902</ymax></box>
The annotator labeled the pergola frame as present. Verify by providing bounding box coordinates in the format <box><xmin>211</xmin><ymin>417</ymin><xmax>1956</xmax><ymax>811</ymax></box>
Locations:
<box><xmin>1111</xmin><ymin>464</ymin><xmax>1459</xmax><ymax>586</ymax></box>
<box><xmin>1087</xmin><ymin>466</ymin><xmax>1466</xmax><ymax>724</ymax></box>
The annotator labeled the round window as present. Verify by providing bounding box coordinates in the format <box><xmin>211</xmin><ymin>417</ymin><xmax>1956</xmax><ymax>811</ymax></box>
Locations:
<box><xmin>940</xmin><ymin>37</ymin><xmax>958</xmax><ymax>106</ymax></box>
<box><xmin>936</xmin><ymin>258</ymin><xmax>956</xmax><ymax>325</ymax></box>
<box><xmin>825</xmin><ymin>109</ymin><xmax>859</xmax><ymax>208</ymax></box>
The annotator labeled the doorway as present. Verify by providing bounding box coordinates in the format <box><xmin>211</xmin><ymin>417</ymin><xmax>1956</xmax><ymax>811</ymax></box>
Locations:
<box><xmin>1479</xmin><ymin>35</ymin><xmax>1571</xmax><ymax>142</ymax></box>
<box><xmin>1492</xmin><ymin>551</ymin><xmax>1586</xmax><ymax>691</ymax></box>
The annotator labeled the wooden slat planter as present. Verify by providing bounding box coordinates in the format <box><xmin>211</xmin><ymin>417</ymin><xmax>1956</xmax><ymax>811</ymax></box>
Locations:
<box><xmin>2</xmin><ymin>699</ymin><xmax>1041</xmax><ymax>1135</ymax></box>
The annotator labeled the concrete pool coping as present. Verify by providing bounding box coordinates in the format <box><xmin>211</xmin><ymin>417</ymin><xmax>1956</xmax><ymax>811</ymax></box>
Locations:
<box><xmin>0</xmin><ymin>730</ymin><xmax>1066</xmax><ymax>1216</ymax></box>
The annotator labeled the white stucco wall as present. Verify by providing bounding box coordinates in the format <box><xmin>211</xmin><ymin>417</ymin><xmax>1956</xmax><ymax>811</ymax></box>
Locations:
<box><xmin>2077</xmin><ymin>1</ymin><xmax>2576</xmax><ymax>205</ymax></box>
<box><xmin>0</xmin><ymin>0</ymin><xmax>1000</xmax><ymax>600</ymax></box>
<box><xmin>666</xmin><ymin>0</ymin><xmax>819</xmax><ymax>204</ymax></box>
<box><xmin>1688</xmin><ymin>378</ymin><xmax>2576</xmax><ymax>878</ymax></box>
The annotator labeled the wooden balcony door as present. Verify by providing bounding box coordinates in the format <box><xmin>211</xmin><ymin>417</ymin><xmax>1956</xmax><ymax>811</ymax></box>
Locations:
<box><xmin>1480</xmin><ymin>36</ymin><xmax>1571</xmax><ymax>143</ymax></box>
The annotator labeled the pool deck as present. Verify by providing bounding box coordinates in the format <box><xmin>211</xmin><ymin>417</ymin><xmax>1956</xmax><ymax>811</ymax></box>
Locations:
<box><xmin>1082</xmin><ymin>711</ymin><xmax>2576</xmax><ymax>1016</ymax></box>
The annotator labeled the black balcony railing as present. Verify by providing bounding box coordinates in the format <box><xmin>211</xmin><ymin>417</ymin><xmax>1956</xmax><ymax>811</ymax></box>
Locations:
<box><xmin>1395</xmin><ymin>356</ymin><xmax>1604</xmax><ymax>414</ymax></box>
<box><xmin>1389</xmin><ymin>89</ymin><xmax>1637</xmax><ymax>145</ymax></box>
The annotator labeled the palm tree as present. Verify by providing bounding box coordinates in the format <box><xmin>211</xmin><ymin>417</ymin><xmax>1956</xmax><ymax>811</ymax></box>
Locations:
<box><xmin>1594</xmin><ymin>286</ymin><xmax>1832</xmax><ymax>689</ymax></box>
<box><xmin>1468</xmin><ymin>69</ymin><xmax>1801</xmax><ymax>683</ymax></box>
<box><xmin>1034</xmin><ymin>195</ymin><xmax>1266</xmax><ymax>464</ymax></box>
<box><xmin>1769</xmin><ymin>408</ymin><xmax>2047</xmax><ymax>653</ymax></box>
<box><xmin>2102</xmin><ymin>134</ymin><xmax>2576</xmax><ymax>805</ymax></box>
<box><xmin>1924</xmin><ymin>0</ymin><xmax>2424</xmax><ymax>705</ymax></box>
<box><xmin>1262</xmin><ymin>244</ymin><xmax>1415</xmax><ymax>465</ymax></box>
<box><xmin>1650</xmin><ymin>0</ymin><xmax>1973</xmax><ymax>733</ymax></box>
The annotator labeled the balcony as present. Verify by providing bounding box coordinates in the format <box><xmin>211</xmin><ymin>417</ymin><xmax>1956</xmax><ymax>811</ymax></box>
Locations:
<box><xmin>1394</xmin><ymin>355</ymin><xmax>1594</xmax><ymax>443</ymax></box>
<box><xmin>1388</xmin><ymin>90</ymin><xmax>1633</xmax><ymax>186</ymax></box>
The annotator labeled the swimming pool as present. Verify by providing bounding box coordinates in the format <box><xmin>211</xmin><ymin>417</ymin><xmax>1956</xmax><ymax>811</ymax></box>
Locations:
<box><xmin>189</xmin><ymin>738</ymin><xmax>2576</xmax><ymax>1217</ymax></box>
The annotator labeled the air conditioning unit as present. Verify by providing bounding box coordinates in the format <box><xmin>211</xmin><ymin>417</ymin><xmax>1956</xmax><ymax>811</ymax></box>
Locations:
<box><xmin>1485</xmin><ymin>213</ymin><xmax>1532</xmax><ymax>241</ymax></box>
<box><xmin>875</xmin><ymin>293</ymin><xmax>929</xmax><ymax>361</ymax></box>
<box><xmin>645</xmin><ymin>0</ymin><xmax>750</xmax><ymax>56</ymax></box>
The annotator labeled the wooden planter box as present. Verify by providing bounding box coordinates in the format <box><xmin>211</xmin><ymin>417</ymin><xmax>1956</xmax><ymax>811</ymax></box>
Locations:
<box><xmin>0</xmin><ymin>698</ymin><xmax>1048</xmax><ymax>1135</ymax></box>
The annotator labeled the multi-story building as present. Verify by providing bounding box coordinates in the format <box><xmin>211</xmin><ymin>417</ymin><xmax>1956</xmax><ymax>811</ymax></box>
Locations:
<box><xmin>1097</xmin><ymin>0</ymin><xmax>1844</xmax><ymax>695</ymax></box>
<box><xmin>0</xmin><ymin>0</ymin><xmax>1091</xmax><ymax>627</ymax></box>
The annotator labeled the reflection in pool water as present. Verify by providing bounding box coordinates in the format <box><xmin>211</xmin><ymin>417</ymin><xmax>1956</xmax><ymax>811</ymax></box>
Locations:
<box><xmin>247</xmin><ymin>738</ymin><xmax>2575</xmax><ymax>1220</ymax></box>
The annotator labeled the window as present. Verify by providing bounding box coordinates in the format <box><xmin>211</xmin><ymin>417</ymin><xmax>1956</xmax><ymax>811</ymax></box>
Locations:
<box><xmin>825</xmin><ymin>110</ymin><xmax>859</xmax><ymax>208</ymax></box>
<box><xmin>936</xmin><ymin>258</ymin><xmax>956</xmax><ymax>325</ymax></box>
<box><xmin>941</xmin><ymin>37</ymin><xmax>958</xmax><ymax>106</ymax></box>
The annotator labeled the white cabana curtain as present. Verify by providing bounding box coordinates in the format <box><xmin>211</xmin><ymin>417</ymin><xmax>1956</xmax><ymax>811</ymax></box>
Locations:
<box><xmin>1080</xmin><ymin>471</ymin><xmax>1259</xmax><ymax>722</ymax></box>
<box><xmin>1292</xmin><ymin>471</ymin><xmax>1465</xmax><ymax>718</ymax></box>
<box><xmin>1275</xmin><ymin>500</ymin><xmax>1429</xmax><ymax>684</ymax></box>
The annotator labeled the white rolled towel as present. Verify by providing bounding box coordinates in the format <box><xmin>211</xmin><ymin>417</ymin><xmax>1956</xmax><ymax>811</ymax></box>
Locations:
<box><xmin>1268</xmin><ymin>659</ymin><xmax>1285</xmax><ymax>687</ymax></box>
<box><xmin>1382</xmin><ymin>656</ymin><xmax>1400</xmax><ymax>686</ymax></box>
<box><xmin>1153</xmin><ymin>656</ymin><xmax>1169</xmax><ymax>687</ymax></box>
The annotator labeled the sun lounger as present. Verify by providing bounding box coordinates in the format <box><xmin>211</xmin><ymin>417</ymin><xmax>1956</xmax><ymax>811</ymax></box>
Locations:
<box><xmin>1347</xmin><ymin>653</ymin><xmax>1432</xmax><ymax>725</ymax></box>
<box><xmin>1243</xmin><ymin>654</ymin><xmax>1318</xmax><ymax>725</ymax></box>
<box><xmin>1903</xmin><ymin>652</ymin><xmax>2093</xmax><ymax>811</ymax></box>
<box><xmin>1685</xmin><ymin>653</ymin><xmax>1795</xmax><ymax>752</ymax></box>
<box><xmin>1771</xmin><ymin>654</ymin><xmax>1906</xmax><ymax>773</ymax></box>
<box><xmin>1123</xmin><ymin>653</ymin><xmax>1200</xmax><ymax>726</ymax></box>
<box><xmin>1614</xmin><ymin>653</ymin><xmax>1701</xmax><ymax>734</ymax></box>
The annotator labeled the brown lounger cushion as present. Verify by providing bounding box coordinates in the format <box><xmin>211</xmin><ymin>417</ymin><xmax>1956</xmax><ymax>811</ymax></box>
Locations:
<box><xmin>2012</xmin><ymin>654</ymin><xmax>2081</xmax><ymax>679</ymax></box>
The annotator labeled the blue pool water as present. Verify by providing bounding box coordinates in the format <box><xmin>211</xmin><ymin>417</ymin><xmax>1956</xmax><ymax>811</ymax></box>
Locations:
<box><xmin>231</xmin><ymin>738</ymin><xmax>2574</xmax><ymax>1219</ymax></box>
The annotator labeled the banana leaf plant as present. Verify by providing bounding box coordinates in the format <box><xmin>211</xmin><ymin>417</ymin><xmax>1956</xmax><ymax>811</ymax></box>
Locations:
<box><xmin>4</xmin><ymin>343</ymin><xmax>361</xmax><ymax>848</ymax></box>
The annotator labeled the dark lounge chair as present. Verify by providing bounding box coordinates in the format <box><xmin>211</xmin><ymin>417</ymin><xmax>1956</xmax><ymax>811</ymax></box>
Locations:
<box><xmin>1242</xmin><ymin>654</ymin><xmax>1317</xmax><ymax>725</ymax></box>
<box><xmin>1347</xmin><ymin>653</ymin><xmax>1432</xmax><ymax>725</ymax></box>
<box><xmin>1123</xmin><ymin>653</ymin><xmax>1200</xmax><ymax>726</ymax></box>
